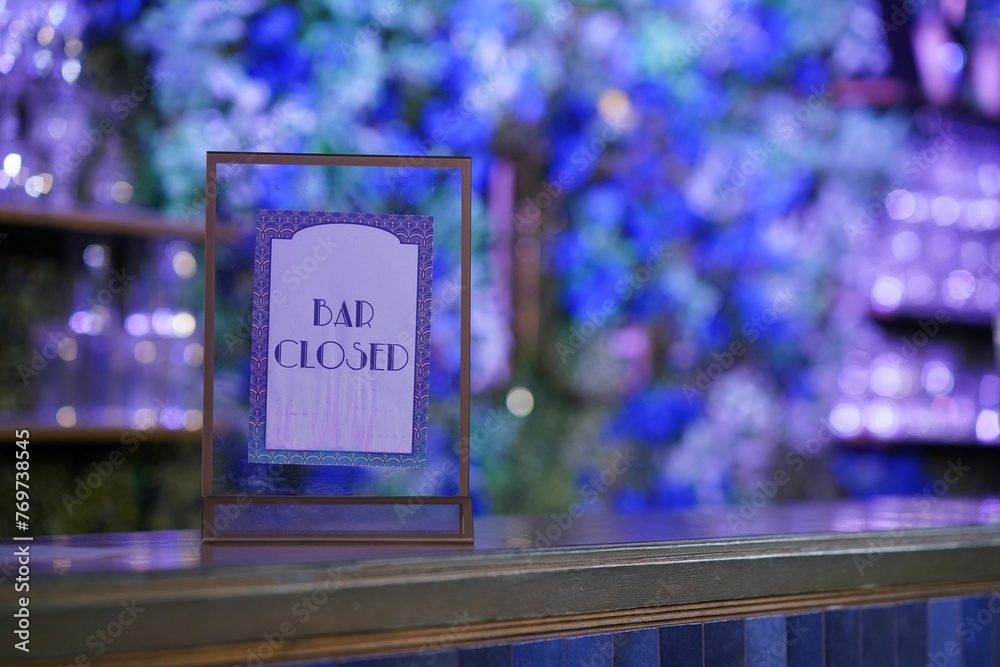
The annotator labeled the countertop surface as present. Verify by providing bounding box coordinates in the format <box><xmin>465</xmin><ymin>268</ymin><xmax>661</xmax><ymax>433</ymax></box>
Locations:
<box><xmin>6</xmin><ymin>496</ymin><xmax>1000</xmax><ymax>577</ymax></box>
<box><xmin>3</xmin><ymin>498</ymin><xmax>1000</xmax><ymax>666</ymax></box>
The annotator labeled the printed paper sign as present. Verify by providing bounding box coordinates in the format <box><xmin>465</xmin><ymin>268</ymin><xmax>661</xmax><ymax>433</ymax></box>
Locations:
<box><xmin>248</xmin><ymin>210</ymin><xmax>432</xmax><ymax>467</ymax></box>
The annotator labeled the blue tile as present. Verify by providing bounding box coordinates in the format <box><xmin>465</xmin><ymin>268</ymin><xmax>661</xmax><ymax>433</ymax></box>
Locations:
<box><xmin>746</xmin><ymin>615</ymin><xmax>786</xmax><ymax>667</ymax></box>
<box><xmin>566</xmin><ymin>634</ymin><xmax>612</xmax><ymax>667</ymax></box>
<box><xmin>896</xmin><ymin>601</ymin><xmax>928</xmax><ymax>667</ymax></box>
<box><xmin>513</xmin><ymin>639</ymin><xmax>562</xmax><ymax>667</ymax></box>
<box><xmin>824</xmin><ymin>609</ymin><xmax>860</xmax><ymax>667</ymax></box>
<box><xmin>336</xmin><ymin>659</ymin><xmax>398</xmax><ymax>667</ymax></box>
<box><xmin>397</xmin><ymin>650</ymin><xmax>459</xmax><ymax>667</ymax></box>
<box><xmin>613</xmin><ymin>628</ymin><xmax>658</xmax><ymax>666</ymax></box>
<box><xmin>928</xmin><ymin>598</ymin><xmax>963</xmax><ymax>667</ymax></box>
<box><xmin>993</xmin><ymin>593</ymin><xmax>1000</xmax><ymax>667</ymax></box>
<box><xmin>962</xmin><ymin>596</ymin><xmax>993</xmax><ymax>667</ymax></box>
<box><xmin>786</xmin><ymin>613</ymin><xmax>822</xmax><ymax>667</ymax></box>
<box><xmin>660</xmin><ymin>623</ymin><xmax>702</xmax><ymax>667</ymax></box>
<box><xmin>459</xmin><ymin>645</ymin><xmax>510</xmax><ymax>667</ymax></box>
<box><xmin>704</xmin><ymin>619</ymin><xmax>745</xmax><ymax>667</ymax></box>
<box><xmin>860</xmin><ymin>606</ymin><xmax>894</xmax><ymax>666</ymax></box>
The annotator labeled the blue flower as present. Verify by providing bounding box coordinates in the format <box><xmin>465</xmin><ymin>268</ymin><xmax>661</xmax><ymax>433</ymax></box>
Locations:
<box><xmin>248</xmin><ymin>6</ymin><xmax>300</xmax><ymax>51</ymax></box>
<box><xmin>608</xmin><ymin>385</ymin><xmax>700</xmax><ymax>444</ymax></box>
<box><xmin>446</xmin><ymin>0</ymin><xmax>522</xmax><ymax>40</ymax></box>
<box><xmin>655</xmin><ymin>481</ymin><xmax>698</xmax><ymax>510</ymax></box>
<box><xmin>574</xmin><ymin>183</ymin><xmax>627</xmax><ymax>231</ymax></box>
<box><xmin>793</xmin><ymin>56</ymin><xmax>830</xmax><ymax>95</ymax></box>
<box><xmin>613</xmin><ymin>486</ymin><xmax>649</xmax><ymax>513</ymax></box>
<box><xmin>420</xmin><ymin>98</ymin><xmax>494</xmax><ymax>153</ymax></box>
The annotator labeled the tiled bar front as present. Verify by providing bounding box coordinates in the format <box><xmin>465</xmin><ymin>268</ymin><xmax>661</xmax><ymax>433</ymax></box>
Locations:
<box><xmin>325</xmin><ymin>595</ymin><xmax>1000</xmax><ymax>666</ymax></box>
<box><xmin>3</xmin><ymin>500</ymin><xmax>999</xmax><ymax>666</ymax></box>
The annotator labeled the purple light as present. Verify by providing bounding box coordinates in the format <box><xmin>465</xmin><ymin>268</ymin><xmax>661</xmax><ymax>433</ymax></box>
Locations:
<box><xmin>864</xmin><ymin>401</ymin><xmax>899</xmax><ymax>439</ymax></box>
<box><xmin>944</xmin><ymin>269</ymin><xmax>976</xmax><ymax>305</ymax></box>
<box><xmin>978</xmin><ymin>164</ymin><xmax>1000</xmax><ymax>195</ymax></box>
<box><xmin>937</xmin><ymin>42</ymin><xmax>967</xmax><ymax>74</ymax></box>
<box><xmin>891</xmin><ymin>230</ymin><xmax>921</xmax><ymax>261</ymax></box>
<box><xmin>67</xmin><ymin>311</ymin><xmax>98</xmax><ymax>335</ymax></box>
<box><xmin>838</xmin><ymin>364</ymin><xmax>870</xmax><ymax>398</ymax></box>
<box><xmin>974</xmin><ymin>281</ymin><xmax>999</xmax><ymax>311</ymax></box>
<box><xmin>871</xmin><ymin>276</ymin><xmax>904</xmax><ymax>312</ymax></box>
<box><xmin>82</xmin><ymin>244</ymin><xmax>108</xmax><ymax>269</ymax></box>
<box><xmin>932</xmin><ymin>196</ymin><xmax>961</xmax><ymax>225</ymax></box>
<box><xmin>975</xmin><ymin>409</ymin><xmax>999</xmax><ymax>441</ymax></box>
<box><xmin>905</xmin><ymin>272</ymin><xmax>936</xmax><ymax>305</ymax></box>
<box><xmin>923</xmin><ymin>361</ymin><xmax>954</xmax><ymax>396</ymax></box>
<box><xmin>980</xmin><ymin>375</ymin><xmax>1000</xmax><ymax>406</ymax></box>
<box><xmin>829</xmin><ymin>403</ymin><xmax>863</xmax><ymax>438</ymax></box>
<box><xmin>886</xmin><ymin>190</ymin><xmax>916</xmax><ymax>220</ymax></box>
<box><xmin>125</xmin><ymin>313</ymin><xmax>151</xmax><ymax>337</ymax></box>
<box><xmin>870</xmin><ymin>366</ymin><xmax>903</xmax><ymax>397</ymax></box>
<box><xmin>159</xmin><ymin>407</ymin><xmax>185</xmax><ymax>431</ymax></box>
<box><xmin>151</xmin><ymin>308</ymin><xmax>174</xmax><ymax>337</ymax></box>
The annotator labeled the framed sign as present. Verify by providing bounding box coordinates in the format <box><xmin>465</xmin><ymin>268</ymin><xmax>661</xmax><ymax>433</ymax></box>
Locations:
<box><xmin>202</xmin><ymin>153</ymin><xmax>472</xmax><ymax>543</ymax></box>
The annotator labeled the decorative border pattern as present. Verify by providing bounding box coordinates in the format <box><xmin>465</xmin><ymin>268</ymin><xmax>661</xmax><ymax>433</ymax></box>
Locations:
<box><xmin>248</xmin><ymin>209</ymin><xmax>433</xmax><ymax>467</ymax></box>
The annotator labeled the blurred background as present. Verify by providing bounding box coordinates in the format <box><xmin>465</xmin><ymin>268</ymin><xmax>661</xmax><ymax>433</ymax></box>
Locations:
<box><xmin>2</xmin><ymin>0</ymin><xmax>1000</xmax><ymax>534</ymax></box>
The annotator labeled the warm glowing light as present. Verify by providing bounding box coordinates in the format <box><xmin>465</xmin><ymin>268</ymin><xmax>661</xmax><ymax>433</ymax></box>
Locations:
<box><xmin>506</xmin><ymin>387</ymin><xmax>535</xmax><ymax>418</ymax></box>
<box><xmin>133</xmin><ymin>409</ymin><xmax>157</xmax><ymax>430</ymax></box>
<box><xmin>183</xmin><ymin>343</ymin><xmax>204</xmax><ymax>367</ymax></box>
<box><xmin>111</xmin><ymin>181</ymin><xmax>133</xmax><ymax>203</ymax></box>
<box><xmin>171</xmin><ymin>312</ymin><xmax>196</xmax><ymax>338</ymax></box>
<box><xmin>37</xmin><ymin>26</ymin><xmax>54</xmax><ymax>46</ymax></box>
<box><xmin>56</xmin><ymin>406</ymin><xmax>77</xmax><ymax>428</ymax></box>
<box><xmin>172</xmin><ymin>250</ymin><xmax>197</xmax><ymax>279</ymax></box>
<box><xmin>598</xmin><ymin>88</ymin><xmax>632</xmax><ymax>126</ymax></box>
<box><xmin>61</xmin><ymin>58</ymin><xmax>81</xmax><ymax>84</ymax></box>
<box><xmin>3</xmin><ymin>153</ymin><xmax>21</xmax><ymax>178</ymax></box>
<box><xmin>57</xmin><ymin>338</ymin><xmax>77</xmax><ymax>362</ymax></box>
<box><xmin>183</xmin><ymin>410</ymin><xmax>203</xmax><ymax>431</ymax></box>
<box><xmin>134</xmin><ymin>340</ymin><xmax>157</xmax><ymax>364</ymax></box>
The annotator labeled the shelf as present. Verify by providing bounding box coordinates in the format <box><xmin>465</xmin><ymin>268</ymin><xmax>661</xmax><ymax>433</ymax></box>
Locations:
<box><xmin>869</xmin><ymin>308</ymin><xmax>996</xmax><ymax>331</ymax></box>
<box><xmin>0</xmin><ymin>426</ymin><xmax>200</xmax><ymax>445</ymax></box>
<box><xmin>836</xmin><ymin>435</ymin><xmax>1000</xmax><ymax>448</ymax></box>
<box><xmin>0</xmin><ymin>203</ymin><xmax>204</xmax><ymax>240</ymax></box>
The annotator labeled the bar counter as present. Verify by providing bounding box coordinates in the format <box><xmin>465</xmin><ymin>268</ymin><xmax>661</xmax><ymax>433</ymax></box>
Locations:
<box><xmin>3</xmin><ymin>498</ymin><xmax>1000</xmax><ymax>666</ymax></box>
